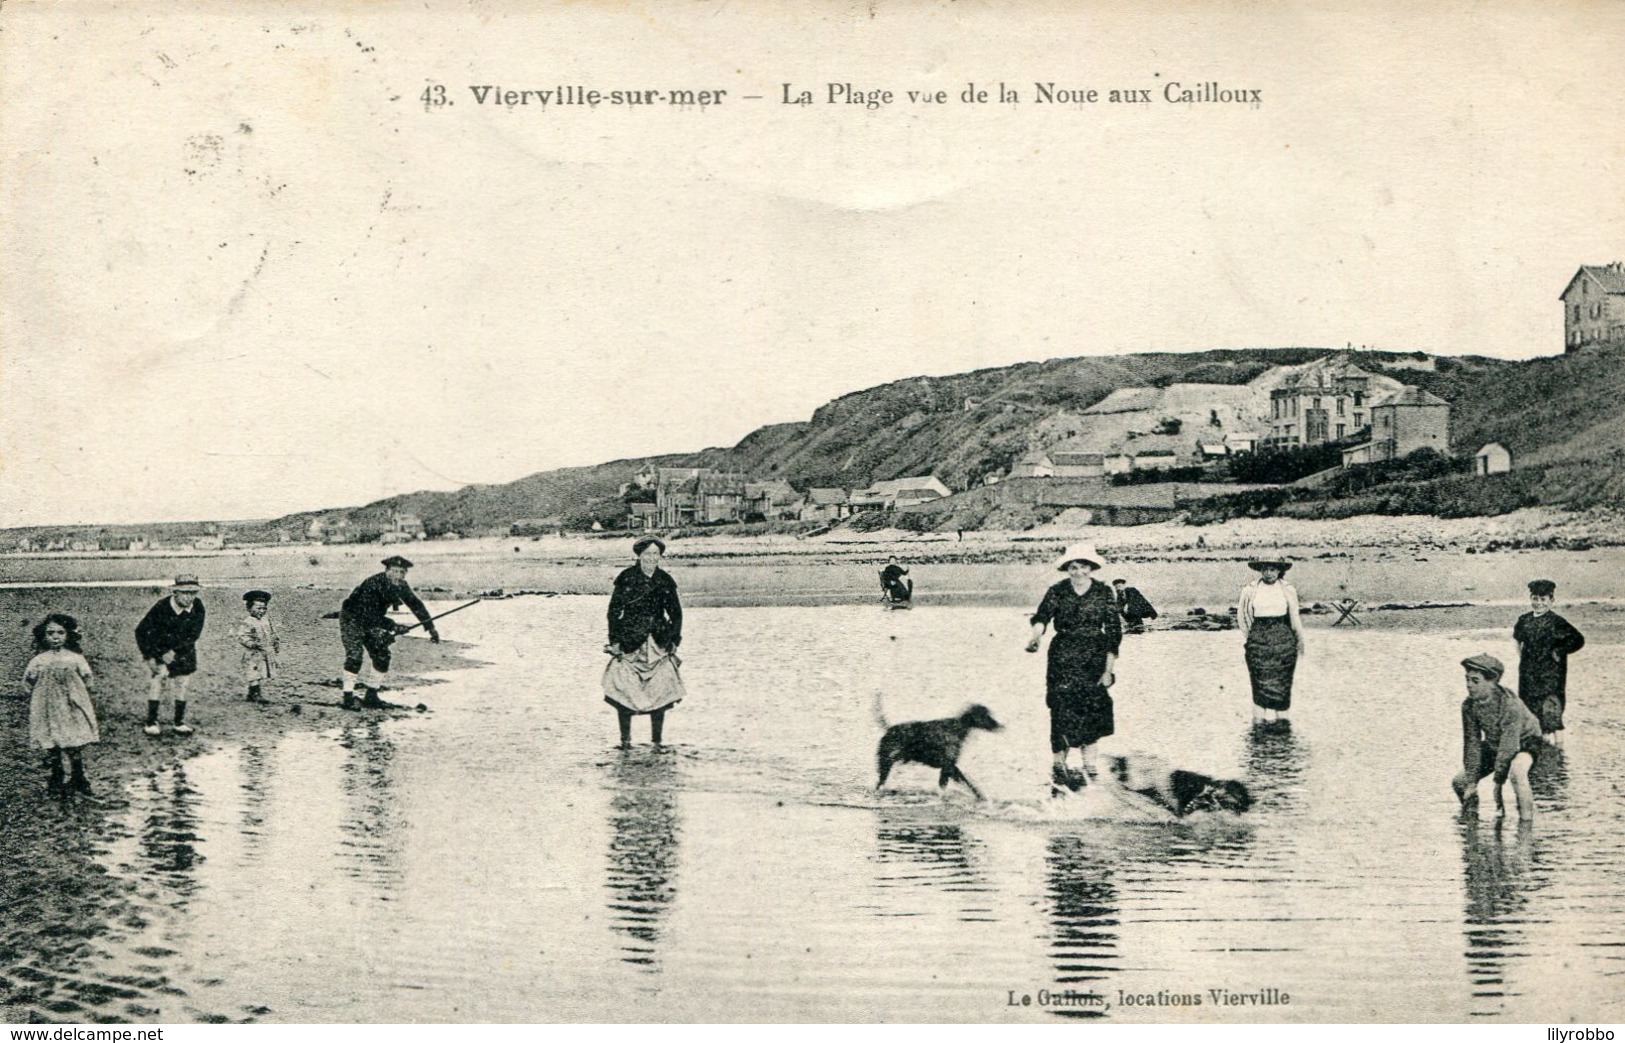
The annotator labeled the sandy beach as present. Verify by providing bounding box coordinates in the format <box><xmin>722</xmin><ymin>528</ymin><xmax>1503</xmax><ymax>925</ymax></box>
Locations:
<box><xmin>3</xmin><ymin>512</ymin><xmax>1622</xmax><ymax>1022</ymax></box>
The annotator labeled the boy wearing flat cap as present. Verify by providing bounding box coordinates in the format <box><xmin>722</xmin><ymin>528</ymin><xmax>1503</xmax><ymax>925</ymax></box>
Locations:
<box><xmin>135</xmin><ymin>575</ymin><xmax>207</xmax><ymax>736</ymax></box>
<box><xmin>338</xmin><ymin>556</ymin><xmax>439</xmax><ymax>709</ymax></box>
<box><xmin>235</xmin><ymin>590</ymin><xmax>280</xmax><ymax>704</ymax></box>
<box><xmin>1453</xmin><ymin>654</ymin><xmax>1541</xmax><ymax>821</ymax></box>
<box><xmin>1513</xmin><ymin>579</ymin><xmax>1585</xmax><ymax>744</ymax></box>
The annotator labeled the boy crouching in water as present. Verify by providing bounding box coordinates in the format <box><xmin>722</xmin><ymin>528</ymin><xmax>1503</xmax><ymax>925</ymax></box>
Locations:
<box><xmin>235</xmin><ymin>589</ymin><xmax>279</xmax><ymax>703</ymax></box>
<box><xmin>1453</xmin><ymin>654</ymin><xmax>1541</xmax><ymax>822</ymax></box>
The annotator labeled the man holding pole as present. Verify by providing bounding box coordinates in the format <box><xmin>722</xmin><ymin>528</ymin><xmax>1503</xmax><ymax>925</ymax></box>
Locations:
<box><xmin>339</xmin><ymin>555</ymin><xmax>439</xmax><ymax>709</ymax></box>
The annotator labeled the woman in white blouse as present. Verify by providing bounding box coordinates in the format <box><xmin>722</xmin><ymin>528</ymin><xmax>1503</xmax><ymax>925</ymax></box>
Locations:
<box><xmin>1238</xmin><ymin>560</ymin><xmax>1305</xmax><ymax>730</ymax></box>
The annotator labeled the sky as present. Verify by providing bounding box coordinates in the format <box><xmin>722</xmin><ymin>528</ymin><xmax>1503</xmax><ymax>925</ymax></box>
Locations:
<box><xmin>2</xmin><ymin>0</ymin><xmax>1622</xmax><ymax>527</ymax></box>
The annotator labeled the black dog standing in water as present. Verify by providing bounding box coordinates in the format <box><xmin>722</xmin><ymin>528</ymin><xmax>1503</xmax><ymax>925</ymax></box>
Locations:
<box><xmin>875</xmin><ymin>704</ymin><xmax>1003</xmax><ymax>801</ymax></box>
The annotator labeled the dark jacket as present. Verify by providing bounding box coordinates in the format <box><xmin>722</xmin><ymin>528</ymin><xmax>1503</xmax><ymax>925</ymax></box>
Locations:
<box><xmin>608</xmin><ymin>565</ymin><xmax>683</xmax><ymax>652</ymax></box>
<box><xmin>1116</xmin><ymin>586</ymin><xmax>1158</xmax><ymax>622</ymax></box>
<box><xmin>1032</xmin><ymin>578</ymin><xmax>1122</xmax><ymax>698</ymax></box>
<box><xmin>135</xmin><ymin>596</ymin><xmax>207</xmax><ymax>660</ymax></box>
<box><xmin>1513</xmin><ymin>611</ymin><xmax>1584</xmax><ymax>715</ymax></box>
<box><xmin>1462</xmin><ymin>683</ymin><xmax>1542</xmax><ymax>785</ymax></box>
<box><xmin>880</xmin><ymin>563</ymin><xmax>912</xmax><ymax>601</ymax></box>
<box><xmin>342</xmin><ymin>572</ymin><xmax>433</xmax><ymax>630</ymax></box>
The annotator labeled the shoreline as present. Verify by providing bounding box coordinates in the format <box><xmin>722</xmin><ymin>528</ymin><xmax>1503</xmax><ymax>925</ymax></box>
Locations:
<box><xmin>0</xmin><ymin>586</ymin><xmax>483</xmax><ymax>1024</ymax></box>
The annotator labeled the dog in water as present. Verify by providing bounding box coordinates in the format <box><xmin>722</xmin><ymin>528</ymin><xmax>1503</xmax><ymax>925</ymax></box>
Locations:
<box><xmin>875</xmin><ymin>702</ymin><xmax>1003</xmax><ymax>801</ymax></box>
<box><xmin>1103</xmin><ymin>754</ymin><xmax>1253</xmax><ymax>816</ymax></box>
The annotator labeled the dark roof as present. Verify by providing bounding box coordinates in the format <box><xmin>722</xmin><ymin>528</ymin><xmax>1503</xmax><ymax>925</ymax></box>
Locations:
<box><xmin>1562</xmin><ymin>263</ymin><xmax>1625</xmax><ymax>298</ymax></box>
<box><xmin>1379</xmin><ymin>387</ymin><xmax>1449</xmax><ymax>408</ymax></box>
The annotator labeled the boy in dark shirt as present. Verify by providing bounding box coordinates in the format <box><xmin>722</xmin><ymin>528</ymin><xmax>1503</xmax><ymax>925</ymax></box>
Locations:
<box><xmin>1514</xmin><ymin>579</ymin><xmax>1585</xmax><ymax>745</ymax></box>
<box><xmin>339</xmin><ymin>556</ymin><xmax>438</xmax><ymax>709</ymax></box>
<box><xmin>134</xmin><ymin>574</ymin><xmax>207</xmax><ymax>736</ymax></box>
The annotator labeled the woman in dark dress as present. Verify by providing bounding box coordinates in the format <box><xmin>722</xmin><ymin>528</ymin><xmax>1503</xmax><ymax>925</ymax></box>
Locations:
<box><xmin>1026</xmin><ymin>543</ymin><xmax>1121</xmax><ymax>791</ymax></box>
<box><xmin>603</xmin><ymin>536</ymin><xmax>686</xmax><ymax>748</ymax></box>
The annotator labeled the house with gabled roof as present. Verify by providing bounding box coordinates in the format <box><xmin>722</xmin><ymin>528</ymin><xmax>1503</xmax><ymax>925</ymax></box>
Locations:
<box><xmin>1340</xmin><ymin>385</ymin><xmax>1451</xmax><ymax>465</ymax></box>
<box><xmin>655</xmin><ymin>468</ymin><xmax>748</xmax><ymax>525</ymax></box>
<box><xmin>1561</xmin><ymin>263</ymin><xmax>1625</xmax><ymax>352</ymax></box>
<box><xmin>799</xmin><ymin>488</ymin><xmax>849</xmax><ymax>522</ymax></box>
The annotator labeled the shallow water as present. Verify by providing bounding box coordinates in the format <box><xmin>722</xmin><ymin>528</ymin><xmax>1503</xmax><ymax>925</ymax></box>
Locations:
<box><xmin>17</xmin><ymin>598</ymin><xmax>1625</xmax><ymax>1022</ymax></box>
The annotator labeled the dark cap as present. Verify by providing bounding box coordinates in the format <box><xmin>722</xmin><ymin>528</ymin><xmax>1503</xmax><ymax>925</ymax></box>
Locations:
<box><xmin>381</xmin><ymin>555</ymin><xmax>415</xmax><ymax>569</ymax></box>
<box><xmin>632</xmin><ymin>536</ymin><xmax>667</xmax><ymax>557</ymax></box>
<box><xmin>243</xmin><ymin>589</ymin><xmax>272</xmax><ymax>604</ymax></box>
<box><xmin>1528</xmin><ymin>579</ymin><xmax>1556</xmax><ymax>597</ymax></box>
<box><xmin>1460</xmin><ymin>653</ymin><xmax>1505</xmax><ymax>681</ymax></box>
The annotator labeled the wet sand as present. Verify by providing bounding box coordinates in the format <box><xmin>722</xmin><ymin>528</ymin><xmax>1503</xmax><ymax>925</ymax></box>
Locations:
<box><xmin>0</xmin><ymin>586</ymin><xmax>477</xmax><ymax>1022</ymax></box>
<box><xmin>3</xmin><ymin>530</ymin><xmax>1622</xmax><ymax>1022</ymax></box>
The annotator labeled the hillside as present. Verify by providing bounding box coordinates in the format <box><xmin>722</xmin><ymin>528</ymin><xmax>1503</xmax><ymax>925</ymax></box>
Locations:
<box><xmin>252</xmin><ymin>345</ymin><xmax>1605</xmax><ymax>536</ymax></box>
<box><xmin>12</xmin><ymin>345</ymin><xmax>1620</xmax><ymax>543</ymax></box>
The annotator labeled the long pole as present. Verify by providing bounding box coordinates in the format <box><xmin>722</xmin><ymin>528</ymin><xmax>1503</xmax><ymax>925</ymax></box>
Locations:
<box><xmin>398</xmin><ymin>598</ymin><xmax>485</xmax><ymax>633</ymax></box>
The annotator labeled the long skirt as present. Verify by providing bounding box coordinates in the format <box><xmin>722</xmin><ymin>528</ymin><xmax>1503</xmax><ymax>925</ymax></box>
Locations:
<box><xmin>603</xmin><ymin>639</ymin><xmax>686</xmax><ymax>715</ymax></box>
<box><xmin>1047</xmin><ymin>631</ymin><xmax>1114</xmax><ymax>750</ymax></box>
<box><xmin>1244</xmin><ymin>615</ymin><xmax>1298</xmax><ymax>711</ymax></box>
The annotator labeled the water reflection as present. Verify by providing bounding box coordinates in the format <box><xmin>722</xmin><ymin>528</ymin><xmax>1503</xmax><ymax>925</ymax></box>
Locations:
<box><xmin>603</xmin><ymin>751</ymin><xmax>682</xmax><ymax>971</ymax></box>
<box><xmin>1528</xmin><ymin>745</ymin><xmax>1569</xmax><ymax>812</ymax></box>
<box><xmin>336</xmin><ymin>722</ymin><xmax>405</xmax><ymax>892</ymax></box>
<box><xmin>871</xmin><ymin>816</ymin><xmax>992</xmax><ymax>922</ymax></box>
<box><xmin>1243</xmin><ymin>723</ymin><xmax>1308</xmax><ymax>814</ymax></box>
<box><xmin>137</xmin><ymin>764</ymin><xmax>204</xmax><ymax>902</ymax></box>
<box><xmin>1461</xmin><ymin>822</ymin><xmax>1545</xmax><ymax>1017</ymax></box>
<box><xmin>1044</xmin><ymin>834</ymin><xmax>1119</xmax><ymax>1019</ymax></box>
<box><xmin>235</xmin><ymin>744</ymin><xmax>270</xmax><ymax>870</ymax></box>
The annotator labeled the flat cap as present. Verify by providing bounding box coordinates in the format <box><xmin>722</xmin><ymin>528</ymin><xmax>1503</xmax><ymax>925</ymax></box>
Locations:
<box><xmin>1460</xmin><ymin>653</ymin><xmax>1504</xmax><ymax>681</ymax></box>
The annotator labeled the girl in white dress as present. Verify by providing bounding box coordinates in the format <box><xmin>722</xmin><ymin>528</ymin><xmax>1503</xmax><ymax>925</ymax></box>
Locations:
<box><xmin>25</xmin><ymin>613</ymin><xmax>99</xmax><ymax>796</ymax></box>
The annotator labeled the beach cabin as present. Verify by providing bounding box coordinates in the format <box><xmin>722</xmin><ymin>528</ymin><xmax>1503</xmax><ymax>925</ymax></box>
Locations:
<box><xmin>1475</xmin><ymin>443</ymin><xmax>1512</xmax><ymax>476</ymax></box>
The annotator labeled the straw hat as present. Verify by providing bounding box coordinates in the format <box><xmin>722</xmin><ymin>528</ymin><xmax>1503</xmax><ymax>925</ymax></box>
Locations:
<box><xmin>632</xmin><ymin>536</ymin><xmax>667</xmax><ymax>557</ymax></box>
<box><xmin>1247</xmin><ymin>559</ymin><xmax>1292</xmax><ymax>574</ymax></box>
<box><xmin>171</xmin><ymin>574</ymin><xmax>201</xmax><ymax>591</ymax></box>
<box><xmin>1054</xmin><ymin>543</ymin><xmax>1107</xmax><ymax>571</ymax></box>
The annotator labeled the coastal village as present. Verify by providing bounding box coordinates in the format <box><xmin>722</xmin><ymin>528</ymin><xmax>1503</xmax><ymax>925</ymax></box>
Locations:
<box><xmin>7</xmin><ymin>262</ymin><xmax>1624</xmax><ymax>553</ymax></box>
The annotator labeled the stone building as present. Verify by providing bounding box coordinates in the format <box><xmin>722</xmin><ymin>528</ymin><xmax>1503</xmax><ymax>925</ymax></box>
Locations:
<box><xmin>1561</xmin><ymin>263</ymin><xmax>1625</xmax><ymax>353</ymax></box>
<box><xmin>1265</xmin><ymin>359</ymin><xmax>1379</xmax><ymax>448</ymax></box>
<box><xmin>1341</xmin><ymin>386</ymin><xmax>1451</xmax><ymax>465</ymax></box>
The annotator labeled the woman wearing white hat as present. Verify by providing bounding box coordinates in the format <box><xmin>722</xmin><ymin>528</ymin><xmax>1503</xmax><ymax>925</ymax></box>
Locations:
<box><xmin>1026</xmin><ymin>543</ymin><xmax>1121</xmax><ymax>791</ymax></box>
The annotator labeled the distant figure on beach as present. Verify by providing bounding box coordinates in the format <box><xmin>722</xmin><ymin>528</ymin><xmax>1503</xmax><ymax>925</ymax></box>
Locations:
<box><xmin>604</xmin><ymin>536</ymin><xmax>686</xmax><ymax>748</ymax></box>
<box><xmin>1453</xmin><ymin>654</ymin><xmax>1540</xmax><ymax>821</ymax></box>
<box><xmin>25</xmin><ymin>613</ymin><xmax>98</xmax><ymax>796</ymax></box>
<box><xmin>339</xmin><ymin>556</ymin><xmax>439</xmax><ymax>710</ymax></box>
<box><xmin>1111</xmin><ymin>578</ymin><xmax>1159</xmax><ymax>634</ymax></box>
<box><xmin>879</xmin><ymin>558</ymin><xmax>913</xmax><ymax>606</ymax></box>
<box><xmin>135</xmin><ymin>574</ymin><xmax>206</xmax><ymax>737</ymax></box>
<box><xmin>1238</xmin><ymin>559</ymin><xmax>1304</xmax><ymax>731</ymax></box>
<box><xmin>1514</xmin><ymin>579</ymin><xmax>1584</xmax><ymax>745</ymax></box>
<box><xmin>1026</xmin><ymin>543</ymin><xmax>1121</xmax><ymax>791</ymax></box>
<box><xmin>235</xmin><ymin>589</ymin><xmax>280</xmax><ymax>704</ymax></box>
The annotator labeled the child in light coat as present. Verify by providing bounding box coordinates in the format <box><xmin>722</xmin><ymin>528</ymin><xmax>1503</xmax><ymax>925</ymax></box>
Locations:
<box><xmin>235</xmin><ymin>589</ymin><xmax>280</xmax><ymax>703</ymax></box>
